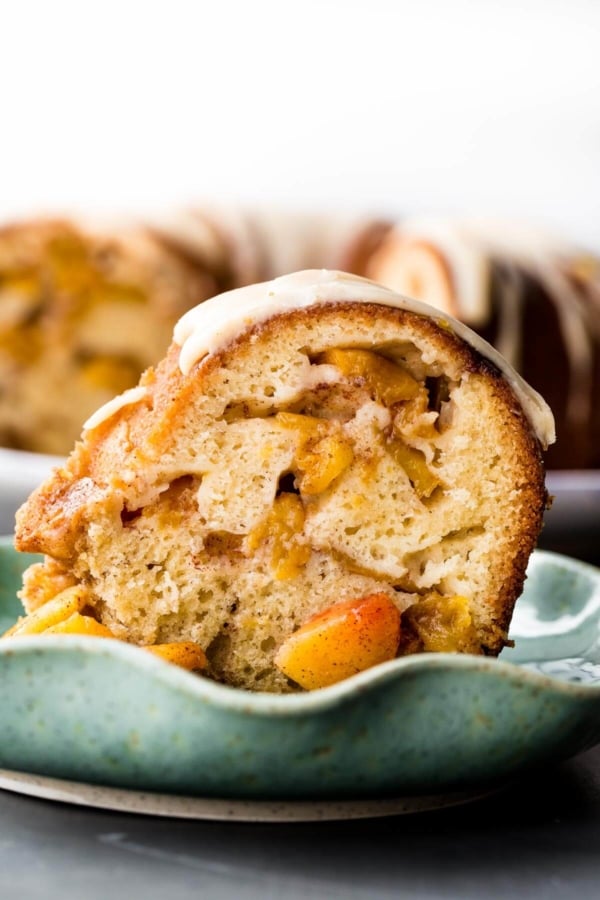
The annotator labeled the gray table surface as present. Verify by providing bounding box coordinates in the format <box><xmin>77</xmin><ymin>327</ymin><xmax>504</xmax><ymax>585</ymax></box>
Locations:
<box><xmin>1</xmin><ymin>747</ymin><xmax>599</xmax><ymax>900</ymax></box>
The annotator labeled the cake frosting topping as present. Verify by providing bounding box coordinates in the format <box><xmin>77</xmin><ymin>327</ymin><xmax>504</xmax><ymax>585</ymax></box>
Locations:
<box><xmin>174</xmin><ymin>269</ymin><xmax>556</xmax><ymax>448</ymax></box>
<box><xmin>83</xmin><ymin>386</ymin><xmax>149</xmax><ymax>432</ymax></box>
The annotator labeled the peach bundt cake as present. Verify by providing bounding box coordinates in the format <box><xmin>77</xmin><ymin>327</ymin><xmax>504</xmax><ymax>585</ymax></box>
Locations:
<box><xmin>13</xmin><ymin>271</ymin><xmax>554</xmax><ymax>692</ymax></box>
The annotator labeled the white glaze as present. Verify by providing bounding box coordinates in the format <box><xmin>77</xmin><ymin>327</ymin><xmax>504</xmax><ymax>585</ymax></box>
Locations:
<box><xmin>83</xmin><ymin>386</ymin><xmax>149</xmax><ymax>432</ymax></box>
<box><xmin>174</xmin><ymin>269</ymin><xmax>556</xmax><ymax>448</ymax></box>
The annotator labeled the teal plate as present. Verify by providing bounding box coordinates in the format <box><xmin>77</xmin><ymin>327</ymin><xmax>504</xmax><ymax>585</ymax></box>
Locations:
<box><xmin>1</xmin><ymin>536</ymin><xmax>600</xmax><ymax>801</ymax></box>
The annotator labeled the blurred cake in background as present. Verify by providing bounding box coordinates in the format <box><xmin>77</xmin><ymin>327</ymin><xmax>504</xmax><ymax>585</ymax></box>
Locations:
<box><xmin>0</xmin><ymin>218</ymin><xmax>223</xmax><ymax>455</ymax></box>
<box><xmin>0</xmin><ymin>212</ymin><xmax>377</xmax><ymax>456</ymax></box>
<box><xmin>361</xmin><ymin>218</ymin><xmax>600</xmax><ymax>470</ymax></box>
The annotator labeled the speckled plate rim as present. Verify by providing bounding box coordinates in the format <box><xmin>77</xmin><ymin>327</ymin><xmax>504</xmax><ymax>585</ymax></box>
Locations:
<box><xmin>1</xmin><ymin>545</ymin><xmax>600</xmax><ymax>713</ymax></box>
<box><xmin>0</xmin><ymin>768</ymin><xmax>503</xmax><ymax>821</ymax></box>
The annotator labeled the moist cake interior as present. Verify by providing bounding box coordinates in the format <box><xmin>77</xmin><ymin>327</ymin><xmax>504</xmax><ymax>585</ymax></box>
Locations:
<box><xmin>18</xmin><ymin>299</ymin><xmax>546</xmax><ymax>692</ymax></box>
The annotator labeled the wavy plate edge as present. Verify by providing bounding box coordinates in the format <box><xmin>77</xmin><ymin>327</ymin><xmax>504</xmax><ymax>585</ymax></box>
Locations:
<box><xmin>0</xmin><ymin>546</ymin><xmax>599</xmax><ymax>715</ymax></box>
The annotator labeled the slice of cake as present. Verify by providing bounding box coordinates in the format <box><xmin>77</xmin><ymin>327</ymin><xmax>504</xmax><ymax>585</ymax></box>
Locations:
<box><xmin>14</xmin><ymin>271</ymin><xmax>554</xmax><ymax>692</ymax></box>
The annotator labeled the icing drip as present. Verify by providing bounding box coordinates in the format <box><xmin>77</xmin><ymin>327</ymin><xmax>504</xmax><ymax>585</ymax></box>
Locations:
<box><xmin>493</xmin><ymin>264</ymin><xmax>523</xmax><ymax>369</ymax></box>
<box><xmin>83</xmin><ymin>386</ymin><xmax>149</xmax><ymax>431</ymax></box>
<box><xmin>535</xmin><ymin>266</ymin><xmax>593</xmax><ymax>426</ymax></box>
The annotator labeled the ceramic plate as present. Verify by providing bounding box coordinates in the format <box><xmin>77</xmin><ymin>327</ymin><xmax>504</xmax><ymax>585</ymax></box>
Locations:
<box><xmin>0</xmin><ymin>536</ymin><xmax>600</xmax><ymax>804</ymax></box>
<box><xmin>0</xmin><ymin>768</ymin><xmax>501</xmax><ymax>821</ymax></box>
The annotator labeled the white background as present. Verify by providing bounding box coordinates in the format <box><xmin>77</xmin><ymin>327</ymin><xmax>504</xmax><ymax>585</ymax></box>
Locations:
<box><xmin>1</xmin><ymin>0</ymin><xmax>598</xmax><ymax>244</ymax></box>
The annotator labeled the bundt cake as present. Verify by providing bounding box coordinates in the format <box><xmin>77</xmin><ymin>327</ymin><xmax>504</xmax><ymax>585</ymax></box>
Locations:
<box><xmin>13</xmin><ymin>270</ymin><xmax>554</xmax><ymax>692</ymax></box>
<box><xmin>361</xmin><ymin>217</ymin><xmax>600</xmax><ymax>469</ymax></box>
<box><xmin>0</xmin><ymin>217</ymin><xmax>225</xmax><ymax>455</ymax></box>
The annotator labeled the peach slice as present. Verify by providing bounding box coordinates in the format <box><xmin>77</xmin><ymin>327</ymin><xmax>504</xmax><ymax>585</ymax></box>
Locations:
<box><xmin>387</xmin><ymin>438</ymin><xmax>440</xmax><ymax>499</ymax></box>
<box><xmin>247</xmin><ymin>493</ymin><xmax>311</xmax><ymax>579</ymax></box>
<box><xmin>144</xmin><ymin>642</ymin><xmax>208</xmax><ymax>671</ymax></box>
<box><xmin>297</xmin><ymin>433</ymin><xmax>354</xmax><ymax>494</ymax></box>
<box><xmin>276</xmin><ymin>412</ymin><xmax>354</xmax><ymax>494</ymax></box>
<box><xmin>318</xmin><ymin>348</ymin><xmax>421</xmax><ymax>406</ymax></box>
<box><xmin>274</xmin><ymin>593</ymin><xmax>401</xmax><ymax>690</ymax></box>
<box><xmin>44</xmin><ymin>612</ymin><xmax>117</xmax><ymax>638</ymax></box>
<box><xmin>1</xmin><ymin>585</ymin><xmax>88</xmax><ymax>638</ymax></box>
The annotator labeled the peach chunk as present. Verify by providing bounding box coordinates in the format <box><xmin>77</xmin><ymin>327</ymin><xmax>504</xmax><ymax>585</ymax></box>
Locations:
<box><xmin>44</xmin><ymin>612</ymin><xmax>117</xmax><ymax>638</ymax></box>
<box><xmin>247</xmin><ymin>493</ymin><xmax>311</xmax><ymax>579</ymax></box>
<box><xmin>297</xmin><ymin>433</ymin><xmax>354</xmax><ymax>494</ymax></box>
<box><xmin>274</xmin><ymin>593</ymin><xmax>401</xmax><ymax>690</ymax></box>
<box><xmin>399</xmin><ymin>594</ymin><xmax>480</xmax><ymax>654</ymax></box>
<box><xmin>144</xmin><ymin>642</ymin><xmax>208</xmax><ymax>671</ymax></box>
<box><xmin>387</xmin><ymin>438</ymin><xmax>440</xmax><ymax>499</ymax></box>
<box><xmin>276</xmin><ymin>412</ymin><xmax>354</xmax><ymax>494</ymax></box>
<box><xmin>319</xmin><ymin>348</ymin><xmax>421</xmax><ymax>405</ymax></box>
<box><xmin>1</xmin><ymin>585</ymin><xmax>87</xmax><ymax>638</ymax></box>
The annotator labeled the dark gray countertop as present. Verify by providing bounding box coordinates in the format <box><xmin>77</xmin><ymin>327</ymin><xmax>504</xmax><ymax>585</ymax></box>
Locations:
<box><xmin>1</xmin><ymin>747</ymin><xmax>600</xmax><ymax>900</ymax></box>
